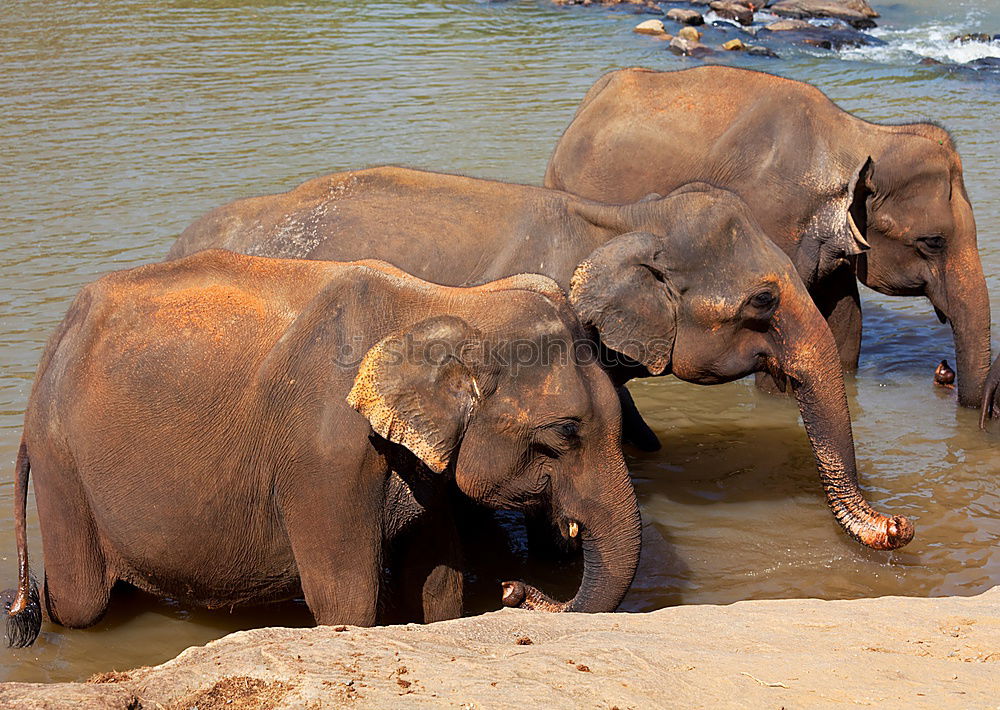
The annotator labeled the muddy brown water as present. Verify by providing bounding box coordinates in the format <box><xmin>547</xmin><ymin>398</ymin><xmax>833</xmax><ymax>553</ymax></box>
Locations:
<box><xmin>1</xmin><ymin>0</ymin><xmax>998</xmax><ymax>683</ymax></box>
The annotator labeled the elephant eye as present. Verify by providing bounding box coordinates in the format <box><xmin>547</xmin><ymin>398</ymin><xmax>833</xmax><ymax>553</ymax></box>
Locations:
<box><xmin>749</xmin><ymin>290</ymin><xmax>777</xmax><ymax>310</ymax></box>
<box><xmin>918</xmin><ymin>235</ymin><xmax>946</xmax><ymax>253</ymax></box>
<box><xmin>555</xmin><ymin>420</ymin><xmax>580</xmax><ymax>440</ymax></box>
<box><xmin>533</xmin><ymin>419</ymin><xmax>581</xmax><ymax>458</ymax></box>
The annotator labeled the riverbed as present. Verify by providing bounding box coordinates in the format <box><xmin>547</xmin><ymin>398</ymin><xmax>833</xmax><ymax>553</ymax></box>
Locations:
<box><xmin>1</xmin><ymin>0</ymin><xmax>997</xmax><ymax>683</ymax></box>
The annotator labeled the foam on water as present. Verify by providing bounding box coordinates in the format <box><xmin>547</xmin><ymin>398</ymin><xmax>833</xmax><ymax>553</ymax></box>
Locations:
<box><xmin>840</xmin><ymin>17</ymin><xmax>1000</xmax><ymax>66</ymax></box>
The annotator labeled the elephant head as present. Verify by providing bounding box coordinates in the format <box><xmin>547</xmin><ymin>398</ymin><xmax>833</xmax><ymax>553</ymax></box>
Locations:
<box><xmin>347</xmin><ymin>295</ymin><xmax>642</xmax><ymax>613</ymax></box>
<box><xmin>569</xmin><ymin>185</ymin><xmax>913</xmax><ymax>550</ymax></box>
<box><xmin>850</xmin><ymin>129</ymin><xmax>991</xmax><ymax>408</ymax></box>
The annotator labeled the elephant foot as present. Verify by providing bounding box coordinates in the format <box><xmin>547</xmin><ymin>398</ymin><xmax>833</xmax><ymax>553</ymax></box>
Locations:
<box><xmin>501</xmin><ymin>581</ymin><xmax>567</xmax><ymax>612</ymax></box>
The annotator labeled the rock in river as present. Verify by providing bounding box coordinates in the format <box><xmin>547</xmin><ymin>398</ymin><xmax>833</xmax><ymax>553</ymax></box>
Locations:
<box><xmin>760</xmin><ymin>17</ymin><xmax>883</xmax><ymax>48</ymax></box>
<box><xmin>635</xmin><ymin>18</ymin><xmax>670</xmax><ymax>35</ymax></box>
<box><xmin>709</xmin><ymin>1</ymin><xmax>755</xmax><ymax>26</ymax></box>
<box><xmin>666</xmin><ymin>8</ymin><xmax>705</xmax><ymax>25</ymax></box>
<box><xmin>951</xmin><ymin>33</ymin><xmax>995</xmax><ymax>44</ymax></box>
<box><xmin>553</xmin><ymin>0</ymin><xmax>663</xmax><ymax>12</ymax></box>
<box><xmin>769</xmin><ymin>0</ymin><xmax>879</xmax><ymax>28</ymax></box>
<box><xmin>670</xmin><ymin>36</ymin><xmax>714</xmax><ymax>56</ymax></box>
<box><xmin>677</xmin><ymin>25</ymin><xmax>703</xmax><ymax>41</ymax></box>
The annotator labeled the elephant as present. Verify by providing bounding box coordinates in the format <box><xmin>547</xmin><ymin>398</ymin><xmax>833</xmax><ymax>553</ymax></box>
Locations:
<box><xmin>2</xmin><ymin>250</ymin><xmax>642</xmax><ymax>647</ymax></box>
<box><xmin>544</xmin><ymin>66</ymin><xmax>991</xmax><ymax>409</ymax></box>
<box><xmin>981</xmin><ymin>355</ymin><xmax>1000</xmax><ymax>428</ymax></box>
<box><xmin>169</xmin><ymin>166</ymin><xmax>914</xmax><ymax>552</ymax></box>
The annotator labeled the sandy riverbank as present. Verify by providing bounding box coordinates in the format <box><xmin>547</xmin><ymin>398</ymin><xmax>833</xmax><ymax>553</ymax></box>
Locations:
<box><xmin>2</xmin><ymin>586</ymin><xmax>997</xmax><ymax>708</ymax></box>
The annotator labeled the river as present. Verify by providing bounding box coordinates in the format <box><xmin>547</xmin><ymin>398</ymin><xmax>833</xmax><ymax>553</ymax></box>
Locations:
<box><xmin>1</xmin><ymin>0</ymin><xmax>997</xmax><ymax>682</ymax></box>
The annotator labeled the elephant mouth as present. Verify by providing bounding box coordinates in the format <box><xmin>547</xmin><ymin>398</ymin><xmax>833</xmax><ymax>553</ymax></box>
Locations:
<box><xmin>934</xmin><ymin>306</ymin><xmax>949</xmax><ymax>324</ymax></box>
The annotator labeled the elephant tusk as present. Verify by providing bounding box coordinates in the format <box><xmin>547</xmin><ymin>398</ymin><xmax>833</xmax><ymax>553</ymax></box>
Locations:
<box><xmin>568</xmin><ymin>520</ymin><xmax>579</xmax><ymax>538</ymax></box>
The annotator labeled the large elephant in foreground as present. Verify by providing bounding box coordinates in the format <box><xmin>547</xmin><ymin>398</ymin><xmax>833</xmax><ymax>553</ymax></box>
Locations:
<box><xmin>170</xmin><ymin>167</ymin><xmax>914</xmax><ymax>551</ymax></box>
<box><xmin>3</xmin><ymin>251</ymin><xmax>641</xmax><ymax>647</ymax></box>
<box><xmin>544</xmin><ymin>66</ymin><xmax>991</xmax><ymax>409</ymax></box>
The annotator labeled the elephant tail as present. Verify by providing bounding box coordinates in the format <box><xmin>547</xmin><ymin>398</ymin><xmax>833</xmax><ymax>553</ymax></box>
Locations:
<box><xmin>2</xmin><ymin>440</ymin><xmax>41</xmax><ymax>647</ymax></box>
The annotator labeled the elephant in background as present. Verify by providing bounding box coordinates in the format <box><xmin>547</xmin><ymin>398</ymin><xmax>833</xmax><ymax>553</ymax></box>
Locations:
<box><xmin>3</xmin><ymin>250</ymin><xmax>641</xmax><ymax>647</ymax></box>
<box><xmin>169</xmin><ymin>167</ymin><xmax>914</xmax><ymax>552</ymax></box>
<box><xmin>545</xmin><ymin>66</ymin><xmax>991</xmax><ymax>409</ymax></box>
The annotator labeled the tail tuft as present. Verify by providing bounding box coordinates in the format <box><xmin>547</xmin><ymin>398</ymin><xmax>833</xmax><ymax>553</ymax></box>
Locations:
<box><xmin>2</xmin><ymin>577</ymin><xmax>41</xmax><ymax>648</ymax></box>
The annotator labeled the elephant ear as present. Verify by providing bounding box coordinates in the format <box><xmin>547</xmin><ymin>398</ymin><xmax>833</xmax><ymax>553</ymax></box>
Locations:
<box><xmin>839</xmin><ymin>156</ymin><xmax>873</xmax><ymax>254</ymax></box>
<box><xmin>347</xmin><ymin>315</ymin><xmax>487</xmax><ymax>473</ymax></box>
<box><xmin>848</xmin><ymin>156</ymin><xmax>873</xmax><ymax>244</ymax></box>
<box><xmin>569</xmin><ymin>231</ymin><xmax>678</xmax><ymax>376</ymax></box>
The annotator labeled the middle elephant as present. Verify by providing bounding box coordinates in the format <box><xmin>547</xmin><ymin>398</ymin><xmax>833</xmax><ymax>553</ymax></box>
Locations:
<box><xmin>170</xmin><ymin>167</ymin><xmax>913</xmax><ymax>550</ymax></box>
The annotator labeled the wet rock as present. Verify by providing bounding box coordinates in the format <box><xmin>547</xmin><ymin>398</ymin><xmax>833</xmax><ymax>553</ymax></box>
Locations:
<box><xmin>553</xmin><ymin>0</ymin><xmax>664</xmax><ymax>12</ymax></box>
<box><xmin>764</xmin><ymin>18</ymin><xmax>813</xmax><ymax>30</ymax></box>
<box><xmin>759</xmin><ymin>19</ymin><xmax>882</xmax><ymax>48</ymax></box>
<box><xmin>722</xmin><ymin>38</ymin><xmax>747</xmax><ymax>50</ymax></box>
<box><xmin>635</xmin><ymin>19</ymin><xmax>670</xmax><ymax>35</ymax></box>
<box><xmin>666</xmin><ymin>8</ymin><xmax>705</xmax><ymax>25</ymax></box>
<box><xmin>710</xmin><ymin>1</ymin><xmax>755</xmax><ymax>25</ymax></box>
<box><xmin>669</xmin><ymin>36</ymin><xmax>715</xmax><ymax>56</ymax></box>
<box><xmin>919</xmin><ymin>57</ymin><xmax>944</xmax><ymax>66</ymax></box>
<box><xmin>677</xmin><ymin>25</ymin><xmax>703</xmax><ymax>41</ymax></box>
<box><xmin>747</xmin><ymin>45</ymin><xmax>780</xmax><ymax>57</ymax></box>
<box><xmin>951</xmin><ymin>33</ymin><xmax>993</xmax><ymax>44</ymax></box>
<box><xmin>968</xmin><ymin>56</ymin><xmax>1000</xmax><ymax>69</ymax></box>
<box><xmin>770</xmin><ymin>0</ymin><xmax>878</xmax><ymax>29</ymax></box>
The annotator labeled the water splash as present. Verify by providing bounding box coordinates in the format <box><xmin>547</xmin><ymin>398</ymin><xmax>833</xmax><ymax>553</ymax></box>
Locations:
<box><xmin>839</xmin><ymin>19</ymin><xmax>1000</xmax><ymax>66</ymax></box>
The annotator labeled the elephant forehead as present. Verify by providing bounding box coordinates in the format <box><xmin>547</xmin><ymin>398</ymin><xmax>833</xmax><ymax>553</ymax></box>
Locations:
<box><xmin>880</xmin><ymin>181</ymin><xmax>953</xmax><ymax>233</ymax></box>
<box><xmin>491</xmin><ymin>375</ymin><xmax>587</xmax><ymax>425</ymax></box>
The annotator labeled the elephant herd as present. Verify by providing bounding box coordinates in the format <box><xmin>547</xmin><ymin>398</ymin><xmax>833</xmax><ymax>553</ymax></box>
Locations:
<box><xmin>4</xmin><ymin>66</ymin><xmax>996</xmax><ymax>649</ymax></box>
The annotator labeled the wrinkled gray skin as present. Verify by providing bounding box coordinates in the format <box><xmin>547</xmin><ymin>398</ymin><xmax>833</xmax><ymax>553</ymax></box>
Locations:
<box><xmin>545</xmin><ymin>66</ymin><xmax>991</xmax><ymax>409</ymax></box>
<box><xmin>170</xmin><ymin>167</ymin><xmax>914</xmax><ymax>551</ymax></box>
<box><xmin>3</xmin><ymin>251</ymin><xmax>641</xmax><ymax>647</ymax></box>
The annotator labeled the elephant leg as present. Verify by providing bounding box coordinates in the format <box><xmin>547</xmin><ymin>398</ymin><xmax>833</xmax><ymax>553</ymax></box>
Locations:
<box><xmin>392</xmin><ymin>499</ymin><xmax>463</xmax><ymax>624</ymax></box>
<box><xmin>816</xmin><ymin>265</ymin><xmax>863</xmax><ymax>372</ymax></box>
<box><xmin>33</xmin><ymin>456</ymin><xmax>115</xmax><ymax>629</ymax></box>
<box><xmin>287</xmin><ymin>521</ymin><xmax>381</xmax><ymax>627</ymax></box>
<box><xmin>618</xmin><ymin>385</ymin><xmax>661</xmax><ymax>452</ymax></box>
<box><xmin>280</xmin><ymin>463</ymin><xmax>383</xmax><ymax>627</ymax></box>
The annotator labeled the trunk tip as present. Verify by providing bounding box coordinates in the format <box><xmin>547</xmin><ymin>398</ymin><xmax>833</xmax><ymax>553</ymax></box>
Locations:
<box><xmin>501</xmin><ymin>581</ymin><xmax>568</xmax><ymax>612</ymax></box>
<box><xmin>501</xmin><ymin>581</ymin><xmax>526</xmax><ymax>608</ymax></box>
<box><xmin>861</xmin><ymin>515</ymin><xmax>915</xmax><ymax>550</ymax></box>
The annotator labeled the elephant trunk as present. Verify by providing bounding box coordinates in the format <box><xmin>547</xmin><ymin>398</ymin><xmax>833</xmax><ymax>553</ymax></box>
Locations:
<box><xmin>503</xmin><ymin>457</ymin><xmax>642</xmax><ymax>613</ymax></box>
<box><xmin>929</xmin><ymin>246</ymin><xmax>991</xmax><ymax>409</ymax></box>
<box><xmin>777</xmin><ymin>291</ymin><xmax>914</xmax><ymax>550</ymax></box>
